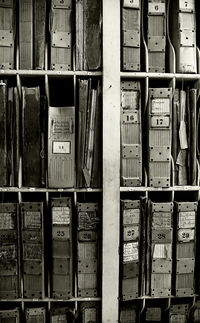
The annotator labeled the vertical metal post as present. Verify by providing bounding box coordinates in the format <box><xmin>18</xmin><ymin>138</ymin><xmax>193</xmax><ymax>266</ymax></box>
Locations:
<box><xmin>102</xmin><ymin>0</ymin><xmax>121</xmax><ymax>321</ymax></box>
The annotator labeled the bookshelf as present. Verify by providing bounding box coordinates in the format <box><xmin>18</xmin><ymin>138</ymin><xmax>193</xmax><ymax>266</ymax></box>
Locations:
<box><xmin>1</xmin><ymin>0</ymin><xmax>200</xmax><ymax>322</ymax></box>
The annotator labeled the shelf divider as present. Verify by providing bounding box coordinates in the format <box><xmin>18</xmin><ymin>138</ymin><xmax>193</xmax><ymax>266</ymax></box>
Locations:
<box><xmin>102</xmin><ymin>0</ymin><xmax>121</xmax><ymax>322</ymax></box>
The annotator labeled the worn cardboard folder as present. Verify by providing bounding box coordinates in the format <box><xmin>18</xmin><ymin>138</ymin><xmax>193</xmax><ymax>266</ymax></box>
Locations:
<box><xmin>51</xmin><ymin>197</ymin><xmax>73</xmax><ymax>299</ymax></box>
<box><xmin>122</xmin><ymin>0</ymin><xmax>141</xmax><ymax>71</ymax></box>
<box><xmin>148</xmin><ymin>88</ymin><xmax>172</xmax><ymax>187</ymax></box>
<box><xmin>48</xmin><ymin>105</ymin><xmax>75</xmax><ymax>188</ymax></box>
<box><xmin>21</xmin><ymin>202</ymin><xmax>44</xmax><ymax>299</ymax></box>
<box><xmin>121</xmin><ymin>81</ymin><xmax>142</xmax><ymax>187</ymax></box>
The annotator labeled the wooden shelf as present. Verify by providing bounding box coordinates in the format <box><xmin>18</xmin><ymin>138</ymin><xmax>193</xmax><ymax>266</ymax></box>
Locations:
<box><xmin>0</xmin><ymin>187</ymin><xmax>102</xmax><ymax>193</ymax></box>
<box><xmin>120</xmin><ymin>186</ymin><xmax>200</xmax><ymax>192</ymax></box>
<box><xmin>0</xmin><ymin>297</ymin><xmax>101</xmax><ymax>303</ymax></box>
<box><xmin>120</xmin><ymin>72</ymin><xmax>200</xmax><ymax>80</ymax></box>
<box><xmin>0</xmin><ymin>70</ymin><xmax>102</xmax><ymax>76</ymax></box>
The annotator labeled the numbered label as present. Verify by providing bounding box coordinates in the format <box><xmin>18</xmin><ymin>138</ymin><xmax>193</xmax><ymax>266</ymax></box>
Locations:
<box><xmin>151</xmin><ymin>116</ymin><xmax>170</xmax><ymax>128</ymax></box>
<box><xmin>178</xmin><ymin>229</ymin><xmax>194</xmax><ymax>242</ymax></box>
<box><xmin>123</xmin><ymin>226</ymin><xmax>139</xmax><ymax>241</ymax></box>
<box><xmin>148</xmin><ymin>2</ymin><xmax>165</xmax><ymax>14</ymax></box>
<box><xmin>179</xmin><ymin>0</ymin><xmax>195</xmax><ymax>11</ymax></box>
<box><xmin>122</xmin><ymin>111</ymin><xmax>138</xmax><ymax>124</ymax></box>
<box><xmin>53</xmin><ymin>141</ymin><xmax>71</xmax><ymax>154</ymax></box>
<box><xmin>123</xmin><ymin>0</ymin><xmax>140</xmax><ymax>8</ymax></box>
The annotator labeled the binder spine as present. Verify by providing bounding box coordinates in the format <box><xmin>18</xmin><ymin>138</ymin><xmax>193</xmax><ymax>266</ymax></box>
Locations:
<box><xmin>77</xmin><ymin>202</ymin><xmax>100</xmax><ymax>297</ymax></box>
<box><xmin>19</xmin><ymin>0</ymin><xmax>33</xmax><ymax>69</ymax></box>
<box><xmin>121</xmin><ymin>81</ymin><xmax>142</xmax><ymax>187</ymax></box>
<box><xmin>148</xmin><ymin>88</ymin><xmax>172</xmax><ymax>187</ymax></box>
<box><xmin>50</xmin><ymin>306</ymin><xmax>73</xmax><ymax>322</ymax></box>
<box><xmin>51</xmin><ymin>197</ymin><xmax>73</xmax><ymax>299</ymax></box>
<box><xmin>0</xmin><ymin>0</ymin><xmax>15</xmax><ymax>69</ymax></box>
<box><xmin>169</xmin><ymin>304</ymin><xmax>190</xmax><ymax>323</ymax></box>
<box><xmin>121</xmin><ymin>200</ymin><xmax>141</xmax><ymax>300</ymax></box>
<box><xmin>22</xmin><ymin>87</ymin><xmax>41</xmax><ymax>187</ymax></box>
<box><xmin>21</xmin><ymin>202</ymin><xmax>44</xmax><ymax>299</ymax></box>
<box><xmin>25</xmin><ymin>307</ymin><xmax>46</xmax><ymax>323</ymax></box>
<box><xmin>48</xmin><ymin>106</ymin><xmax>75</xmax><ymax>188</ymax></box>
<box><xmin>149</xmin><ymin>202</ymin><xmax>173</xmax><ymax>297</ymax></box>
<box><xmin>50</xmin><ymin>0</ymin><xmax>72</xmax><ymax>70</ymax></box>
<box><xmin>175</xmin><ymin>201</ymin><xmax>197</xmax><ymax>297</ymax></box>
<box><xmin>0</xmin><ymin>81</ymin><xmax>8</xmax><ymax>186</ymax></box>
<box><xmin>34</xmin><ymin>0</ymin><xmax>46</xmax><ymax>70</ymax></box>
<box><xmin>147</xmin><ymin>0</ymin><xmax>166</xmax><ymax>72</ymax></box>
<box><xmin>122</xmin><ymin>0</ymin><xmax>141</xmax><ymax>71</ymax></box>
<box><xmin>0</xmin><ymin>203</ymin><xmax>20</xmax><ymax>299</ymax></box>
<box><xmin>0</xmin><ymin>308</ymin><xmax>20</xmax><ymax>322</ymax></box>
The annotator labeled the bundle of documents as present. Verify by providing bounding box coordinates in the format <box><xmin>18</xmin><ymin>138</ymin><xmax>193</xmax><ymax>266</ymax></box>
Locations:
<box><xmin>77</xmin><ymin>79</ymin><xmax>101</xmax><ymax>188</ymax></box>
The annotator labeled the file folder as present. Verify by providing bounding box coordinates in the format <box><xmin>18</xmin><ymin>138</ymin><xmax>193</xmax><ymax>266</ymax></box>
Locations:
<box><xmin>77</xmin><ymin>202</ymin><xmax>100</xmax><ymax>297</ymax></box>
<box><xmin>121</xmin><ymin>81</ymin><xmax>142</xmax><ymax>186</ymax></box>
<box><xmin>122</xmin><ymin>0</ymin><xmax>141</xmax><ymax>71</ymax></box>
<box><xmin>50</xmin><ymin>0</ymin><xmax>72</xmax><ymax>70</ymax></box>
<box><xmin>51</xmin><ymin>197</ymin><xmax>73</xmax><ymax>299</ymax></box>
<box><xmin>0</xmin><ymin>203</ymin><xmax>20</xmax><ymax>299</ymax></box>
<box><xmin>174</xmin><ymin>201</ymin><xmax>197</xmax><ymax>296</ymax></box>
<box><xmin>22</xmin><ymin>87</ymin><xmax>41</xmax><ymax>187</ymax></box>
<box><xmin>48</xmin><ymin>106</ymin><xmax>75</xmax><ymax>188</ymax></box>
<box><xmin>0</xmin><ymin>0</ymin><xmax>15</xmax><ymax>69</ymax></box>
<box><xmin>147</xmin><ymin>0</ymin><xmax>166</xmax><ymax>72</ymax></box>
<box><xmin>171</xmin><ymin>0</ymin><xmax>197</xmax><ymax>73</ymax></box>
<box><xmin>148</xmin><ymin>88</ymin><xmax>172</xmax><ymax>187</ymax></box>
<box><xmin>21</xmin><ymin>202</ymin><xmax>44</xmax><ymax>298</ymax></box>
<box><xmin>121</xmin><ymin>200</ymin><xmax>142</xmax><ymax>300</ymax></box>
<box><xmin>76</xmin><ymin>0</ymin><xmax>102</xmax><ymax>70</ymax></box>
<box><xmin>149</xmin><ymin>202</ymin><xmax>173</xmax><ymax>297</ymax></box>
<box><xmin>19</xmin><ymin>0</ymin><xmax>33</xmax><ymax>69</ymax></box>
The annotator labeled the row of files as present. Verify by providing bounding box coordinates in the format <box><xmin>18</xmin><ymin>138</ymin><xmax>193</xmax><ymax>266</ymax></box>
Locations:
<box><xmin>0</xmin><ymin>78</ymin><xmax>101</xmax><ymax>188</ymax></box>
<box><xmin>121</xmin><ymin>81</ymin><xmax>199</xmax><ymax>187</ymax></box>
<box><xmin>0</xmin><ymin>0</ymin><xmax>101</xmax><ymax>71</ymax></box>
<box><xmin>0</xmin><ymin>198</ymin><xmax>101</xmax><ymax>299</ymax></box>
<box><xmin>121</xmin><ymin>199</ymin><xmax>200</xmax><ymax>300</ymax></box>
<box><xmin>122</xmin><ymin>0</ymin><xmax>200</xmax><ymax>73</ymax></box>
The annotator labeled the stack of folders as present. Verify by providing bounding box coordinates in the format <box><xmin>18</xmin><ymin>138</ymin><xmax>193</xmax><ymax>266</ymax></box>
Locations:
<box><xmin>172</xmin><ymin>89</ymin><xmax>197</xmax><ymax>186</ymax></box>
<box><xmin>77</xmin><ymin>79</ymin><xmax>102</xmax><ymax>188</ymax></box>
<box><xmin>76</xmin><ymin>0</ymin><xmax>102</xmax><ymax>70</ymax></box>
<box><xmin>0</xmin><ymin>0</ymin><xmax>15</xmax><ymax>69</ymax></box>
<box><xmin>0</xmin><ymin>81</ymin><xmax>19</xmax><ymax>187</ymax></box>
<box><xmin>19</xmin><ymin>0</ymin><xmax>46</xmax><ymax>69</ymax></box>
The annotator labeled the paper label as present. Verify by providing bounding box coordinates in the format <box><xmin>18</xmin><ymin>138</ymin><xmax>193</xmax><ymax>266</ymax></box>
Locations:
<box><xmin>152</xmin><ymin>244</ymin><xmax>172</xmax><ymax>259</ymax></box>
<box><xmin>178</xmin><ymin>212</ymin><xmax>195</xmax><ymax>228</ymax></box>
<box><xmin>152</xmin><ymin>213</ymin><xmax>172</xmax><ymax>228</ymax></box>
<box><xmin>179</xmin><ymin>121</ymin><xmax>188</xmax><ymax>149</ymax></box>
<box><xmin>0</xmin><ymin>244</ymin><xmax>16</xmax><ymax>260</ymax></box>
<box><xmin>24</xmin><ymin>212</ymin><xmax>41</xmax><ymax>229</ymax></box>
<box><xmin>53</xmin><ymin>119</ymin><xmax>72</xmax><ymax>134</ymax></box>
<box><xmin>78</xmin><ymin>211</ymin><xmax>99</xmax><ymax>230</ymax></box>
<box><xmin>0</xmin><ymin>213</ymin><xmax>15</xmax><ymax>229</ymax></box>
<box><xmin>122</xmin><ymin>91</ymin><xmax>138</xmax><ymax>110</ymax></box>
<box><xmin>53</xmin><ymin>141</ymin><xmax>70</xmax><ymax>154</ymax></box>
<box><xmin>52</xmin><ymin>207</ymin><xmax>70</xmax><ymax>225</ymax></box>
<box><xmin>123</xmin><ymin>242</ymin><xmax>138</xmax><ymax>262</ymax></box>
<box><xmin>178</xmin><ymin>229</ymin><xmax>194</xmax><ymax>242</ymax></box>
<box><xmin>151</xmin><ymin>116</ymin><xmax>170</xmax><ymax>128</ymax></box>
<box><xmin>123</xmin><ymin>208</ymin><xmax>140</xmax><ymax>225</ymax></box>
<box><xmin>151</xmin><ymin>98</ymin><xmax>170</xmax><ymax>114</ymax></box>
